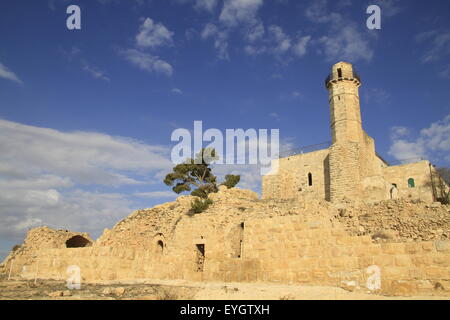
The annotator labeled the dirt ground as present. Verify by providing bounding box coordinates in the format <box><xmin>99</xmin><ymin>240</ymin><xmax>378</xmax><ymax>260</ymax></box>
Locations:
<box><xmin>0</xmin><ymin>275</ymin><xmax>449</xmax><ymax>300</ymax></box>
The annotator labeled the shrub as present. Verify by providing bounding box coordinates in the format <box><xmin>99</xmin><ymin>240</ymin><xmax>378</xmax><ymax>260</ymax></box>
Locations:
<box><xmin>190</xmin><ymin>198</ymin><xmax>213</xmax><ymax>214</ymax></box>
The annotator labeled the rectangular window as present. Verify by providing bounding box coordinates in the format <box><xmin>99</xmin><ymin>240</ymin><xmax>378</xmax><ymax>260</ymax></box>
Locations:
<box><xmin>337</xmin><ymin>68</ymin><xmax>342</xmax><ymax>78</ymax></box>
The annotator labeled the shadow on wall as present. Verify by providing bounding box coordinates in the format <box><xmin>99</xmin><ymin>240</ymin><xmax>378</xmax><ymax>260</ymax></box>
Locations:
<box><xmin>65</xmin><ymin>235</ymin><xmax>92</xmax><ymax>248</ymax></box>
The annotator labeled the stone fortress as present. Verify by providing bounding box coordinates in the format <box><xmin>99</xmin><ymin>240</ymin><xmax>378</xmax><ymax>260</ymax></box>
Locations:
<box><xmin>1</xmin><ymin>62</ymin><xmax>449</xmax><ymax>297</ymax></box>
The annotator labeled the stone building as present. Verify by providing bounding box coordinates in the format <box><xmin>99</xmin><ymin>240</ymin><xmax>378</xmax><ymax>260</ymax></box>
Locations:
<box><xmin>263</xmin><ymin>62</ymin><xmax>447</xmax><ymax>204</ymax></box>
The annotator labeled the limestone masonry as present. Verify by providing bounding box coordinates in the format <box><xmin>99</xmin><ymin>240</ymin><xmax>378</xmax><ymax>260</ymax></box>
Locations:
<box><xmin>1</xmin><ymin>62</ymin><xmax>449</xmax><ymax>297</ymax></box>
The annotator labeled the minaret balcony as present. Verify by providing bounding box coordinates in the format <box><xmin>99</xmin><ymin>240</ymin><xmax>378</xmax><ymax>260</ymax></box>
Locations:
<box><xmin>325</xmin><ymin>71</ymin><xmax>361</xmax><ymax>88</ymax></box>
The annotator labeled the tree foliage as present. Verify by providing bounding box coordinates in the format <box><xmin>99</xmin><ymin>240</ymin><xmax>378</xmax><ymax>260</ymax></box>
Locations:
<box><xmin>436</xmin><ymin>167</ymin><xmax>450</xmax><ymax>205</ymax></box>
<box><xmin>191</xmin><ymin>198</ymin><xmax>213</xmax><ymax>214</ymax></box>
<box><xmin>164</xmin><ymin>148</ymin><xmax>219</xmax><ymax>199</ymax></box>
<box><xmin>164</xmin><ymin>148</ymin><xmax>240</xmax><ymax>214</ymax></box>
<box><xmin>436</xmin><ymin>167</ymin><xmax>450</xmax><ymax>185</ymax></box>
<box><xmin>221</xmin><ymin>174</ymin><xmax>241</xmax><ymax>189</ymax></box>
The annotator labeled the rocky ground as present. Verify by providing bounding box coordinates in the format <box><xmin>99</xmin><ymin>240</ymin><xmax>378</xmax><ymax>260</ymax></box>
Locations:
<box><xmin>1</xmin><ymin>276</ymin><xmax>449</xmax><ymax>300</ymax></box>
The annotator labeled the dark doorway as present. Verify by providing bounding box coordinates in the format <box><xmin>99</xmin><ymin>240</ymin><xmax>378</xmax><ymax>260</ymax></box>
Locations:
<box><xmin>337</xmin><ymin>68</ymin><xmax>342</xmax><ymax>78</ymax></box>
<box><xmin>195</xmin><ymin>244</ymin><xmax>205</xmax><ymax>272</ymax></box>
<box><xmin>66</xmin><ymin>235</ymin><xmax>91</xmax><ymax>248</ymax></box>
<box><xmin>157</xmin><ymin>240</ymin><xmax>164</xmax><ymax>254</ymax></box>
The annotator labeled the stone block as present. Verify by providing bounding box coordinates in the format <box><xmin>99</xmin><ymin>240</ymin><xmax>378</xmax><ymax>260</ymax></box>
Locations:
<box><xmin>394</xmin><ymin>255</ymin><xmax>412</xmax><ymax>267</ymax></box>
<box><xmin>423</xmin><ymin>267</ymin><xmax>449</xmax><ymax>279</ymax></box>
<box><xmin>373</xmin><ymin>255</ymin><xmax>394</xmax><ymax>267</ymax></box>
<box><xmin>405</xmin><ymin>243</ymin><xmax>422</xmax><ymax>254</ymax></box>
<box><xmin>383</xmin><ymin>267</ymin><xmax>411</xmax><ymax>280</ymax></box>
<box><xmin>421</xmin><ymin>241</ymin><xmax>435</xmax><ymax>252</ymax></box>
<box><xmin>435</xmin><ymin>241</ymin><xmax>450</xmax><ymax>252</ymax></box>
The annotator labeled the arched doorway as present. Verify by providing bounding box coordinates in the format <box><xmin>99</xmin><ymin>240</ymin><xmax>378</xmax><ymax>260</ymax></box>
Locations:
<box><xmin>65</xmin><ymin>235</ymin><xmax>92</xmax><ymax>248</ymax></box>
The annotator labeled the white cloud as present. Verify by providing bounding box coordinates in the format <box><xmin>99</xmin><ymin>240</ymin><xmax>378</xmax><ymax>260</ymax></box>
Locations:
<box><xmin>372</xmin><ymin>0</ymin><xmax>402</xmax><ymax>18</ymax></box>
<box><xmin>415</xmin><ymin>30</ymin><xmax>450</xmax><ymax>80</ymax></box>
<box><xmin>0</xmin><ymin>119</ymin><xmax>172</xmax><ymax>186</ymax></box>
<box><xmin>244</xmin><ymin>25</ymin><xmax>311</xmax><ymax>59</ymax></box>
<box><xmin>390</xmin><ymin>126</ymin><xmax>410</xmax><ymax>140</ymax></box>
<box><xmin>305</xmin><ymin>0</ymin><xmax>342</xmax><ymax>24</ymax></box>
<box><xmin>0</xmin><ymin>62</ymin><xmax>22</xmax><ymax>84</ymax></box>
<box><xmin>200</xmin><ymin>0</ymin><xmax>310</xmax><ymax>62</ymax></box>
<box><xmin>388</xmin><ymin>116</ymin><xmax>450</xmax><ymax>162</ymax></box>
<box><xmin>219</xmin><ymin>0</ymin><xmax>264</xmax><ymax>27</ymax></box>
<box><xmin>417</xmin><ymin>31</ymin><xmax>450</xmax><ymax>63</ymax></box>
<box><xmin>136</xmin><ymin>18</ymin><xmax>174</xmax><ymax>49</ymax></box>
<box><xmin>421</xmin><ymin>116</ymin><xmax>450</xmax><ymax>153</ymax></box>
<box><xmin>268</xmin><ymin>25</ymin><xmax>291</xmax><ymax>54</ymax></box>
<box><xmin>317</xmin><ymin>24</ymin><xmax>373</xmax><ymax>62</ymax></box>
<box><xmin>194</xmin><ymin>0</ymin><xmax>219</xmax><ymax>12</ymax></box>
<box><xmin>439</xmin><ymin>65</ymin><xmax>450</xmax><ymax>79</ymax></box>
<box><xmin>134</xmin><ymin>191</ymin><xmax>177</xmax><ymax>198</ymax></box>
<box><xmin>82</xmin><ymin>62</ymin><xmax>110</xmax><ymax>82</ymax></box>
<box><xmin>171</xmin><ymin>88</ymin><xmax>183</xmax><ymax>95</ymax></box>
<box><xmin>363</xmin><ymin>88</ymin><xmax>391</xmax><ymax>105</ymax></box>
<box><xmin>293</xmin><ymin>35</ymin><xmax>311</xmax><ymax>57</ymax></box>
<box><xmin>388</xmin><ymin>140</ymin><xmax>427</xmax><ymax>161</ymax></box>
<box><xmin>0</xmin><ymin>119</ymin><xmax>176</xmax><ymax>244</ymax></box>
<box><xmin>304</xmin><ymin>0</ymin><xmax>373</xmax><ymax>62</ymax></box>
<box><xmin>269</xmin><ymin>112</ymin><xmax>280</xmax><ymax>122</ymax></box>
<box><xmin>201</xmin><ymin>23</ymin><xmax>230</xmax><ymax>60</ymax></box>
<box><xmin>244</xmin><ymin>20</ymin><xmax>265</xmax><ymax>43</ymax></box>
<box><xmin>120</xmin><ymin>49</ymin><xmax>174</xmax><ymax>76</ymax></box>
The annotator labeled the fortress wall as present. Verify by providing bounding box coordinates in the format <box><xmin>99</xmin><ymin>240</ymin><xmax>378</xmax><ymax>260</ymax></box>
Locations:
<box><xmin>262</xmin><ymin>149</ymin><xmax>330</xmax><ymax>201</ymax></box>
<box><xmin>7</xmin><ymin>214</ymin><xmax>449</xmax><ymax>296</ymax></box>
<box><xmin>383</xmin><ymin>161</ymin><xmax>435</xmax><ymax>202</ymax></box>
<box><xmin>241</xmin><ymin>216</ymin><xmax>450</xmax><ymax>296</ymax></box>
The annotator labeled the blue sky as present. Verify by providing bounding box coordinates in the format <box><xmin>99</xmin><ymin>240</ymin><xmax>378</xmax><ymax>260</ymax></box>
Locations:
<box><xmin>0</xmin><ymin>0</ymin><xmax>449</xmax><ymax>260</ymax></box>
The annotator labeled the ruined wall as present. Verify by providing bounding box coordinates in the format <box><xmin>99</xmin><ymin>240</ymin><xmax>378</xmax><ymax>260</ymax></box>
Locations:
<box><xmin>262</xmin><ymin>149</ymin><xmax>330</xmax><ymax>201</ymax></box>
<box><xmin>3</xmin><ymin>188</ymin><xmax>449</xmax><ymax>296</ymax></box>
<box><xmin>7</xmin><ymin>215</ymin><xmax>449</xmax><ymax>296</ymax></box>
<box><xmin>382</xmin><ymin>161</ymin><xmax>435</xmax><ymax>203</ymax></box>
<box><xmin>0</xmin><ymin>227</ymin><xmax>93</xmax><ymax>274</ymax></box>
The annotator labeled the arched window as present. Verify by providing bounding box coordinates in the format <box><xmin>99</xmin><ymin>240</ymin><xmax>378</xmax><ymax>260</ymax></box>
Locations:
<box><xmin>308</xmin><ymin>173</ymin><xmax>313</xmax><ymax>186</ymax></box>
<box><xmin>408</xmin><ymin>178</ymin><xmax>415</xmax><ymax>188</ymax></box>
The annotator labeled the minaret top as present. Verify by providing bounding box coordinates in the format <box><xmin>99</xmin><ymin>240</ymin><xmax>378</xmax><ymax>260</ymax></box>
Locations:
<box><xmin>325</xmin><ymin>61</ymin><xmax>361</xmax><ymax>89</ymax></box>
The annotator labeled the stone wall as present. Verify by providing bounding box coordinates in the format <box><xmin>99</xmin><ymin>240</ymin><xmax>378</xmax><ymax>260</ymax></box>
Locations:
<box><xmin>329</xmin><ymin>142</ymin><xmax>362</xmax><ymax>201</ymax></box>
<box><xmin>6</xmin><ymin>215</ymin><xmax>449</xmax><ymax>296</ymax></box>
<box><xmin>383</xmin><ymin>161</ymin><xmax>436</xmax><ymax>203</ymax></box>
<box><xmin>3</xmin><ymin>188</ymin><xmax>449</xmax><ymax>297</ymax></box>
<box><xmin>262</xmin><ymin>149</ymin><xmax>330</xmax><ymax>201</ymax></box>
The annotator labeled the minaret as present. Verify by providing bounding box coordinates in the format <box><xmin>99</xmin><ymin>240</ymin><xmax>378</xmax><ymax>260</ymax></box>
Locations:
<box><xmin>325</xmin><ymin>62</ymin><xmax>364</xmax><ymax>201</ymax></box>
<box><xmin>325</xmin><ymin>62</ymin><xmax>363</xmax><ymax>144</ymax></box>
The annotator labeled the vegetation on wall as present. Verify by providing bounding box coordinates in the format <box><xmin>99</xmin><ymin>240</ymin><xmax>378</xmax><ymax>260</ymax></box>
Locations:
<box><xmin>436</xmin><ymin>167</ymin><xmax>450</xmax><ymax>205</ymax></box>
